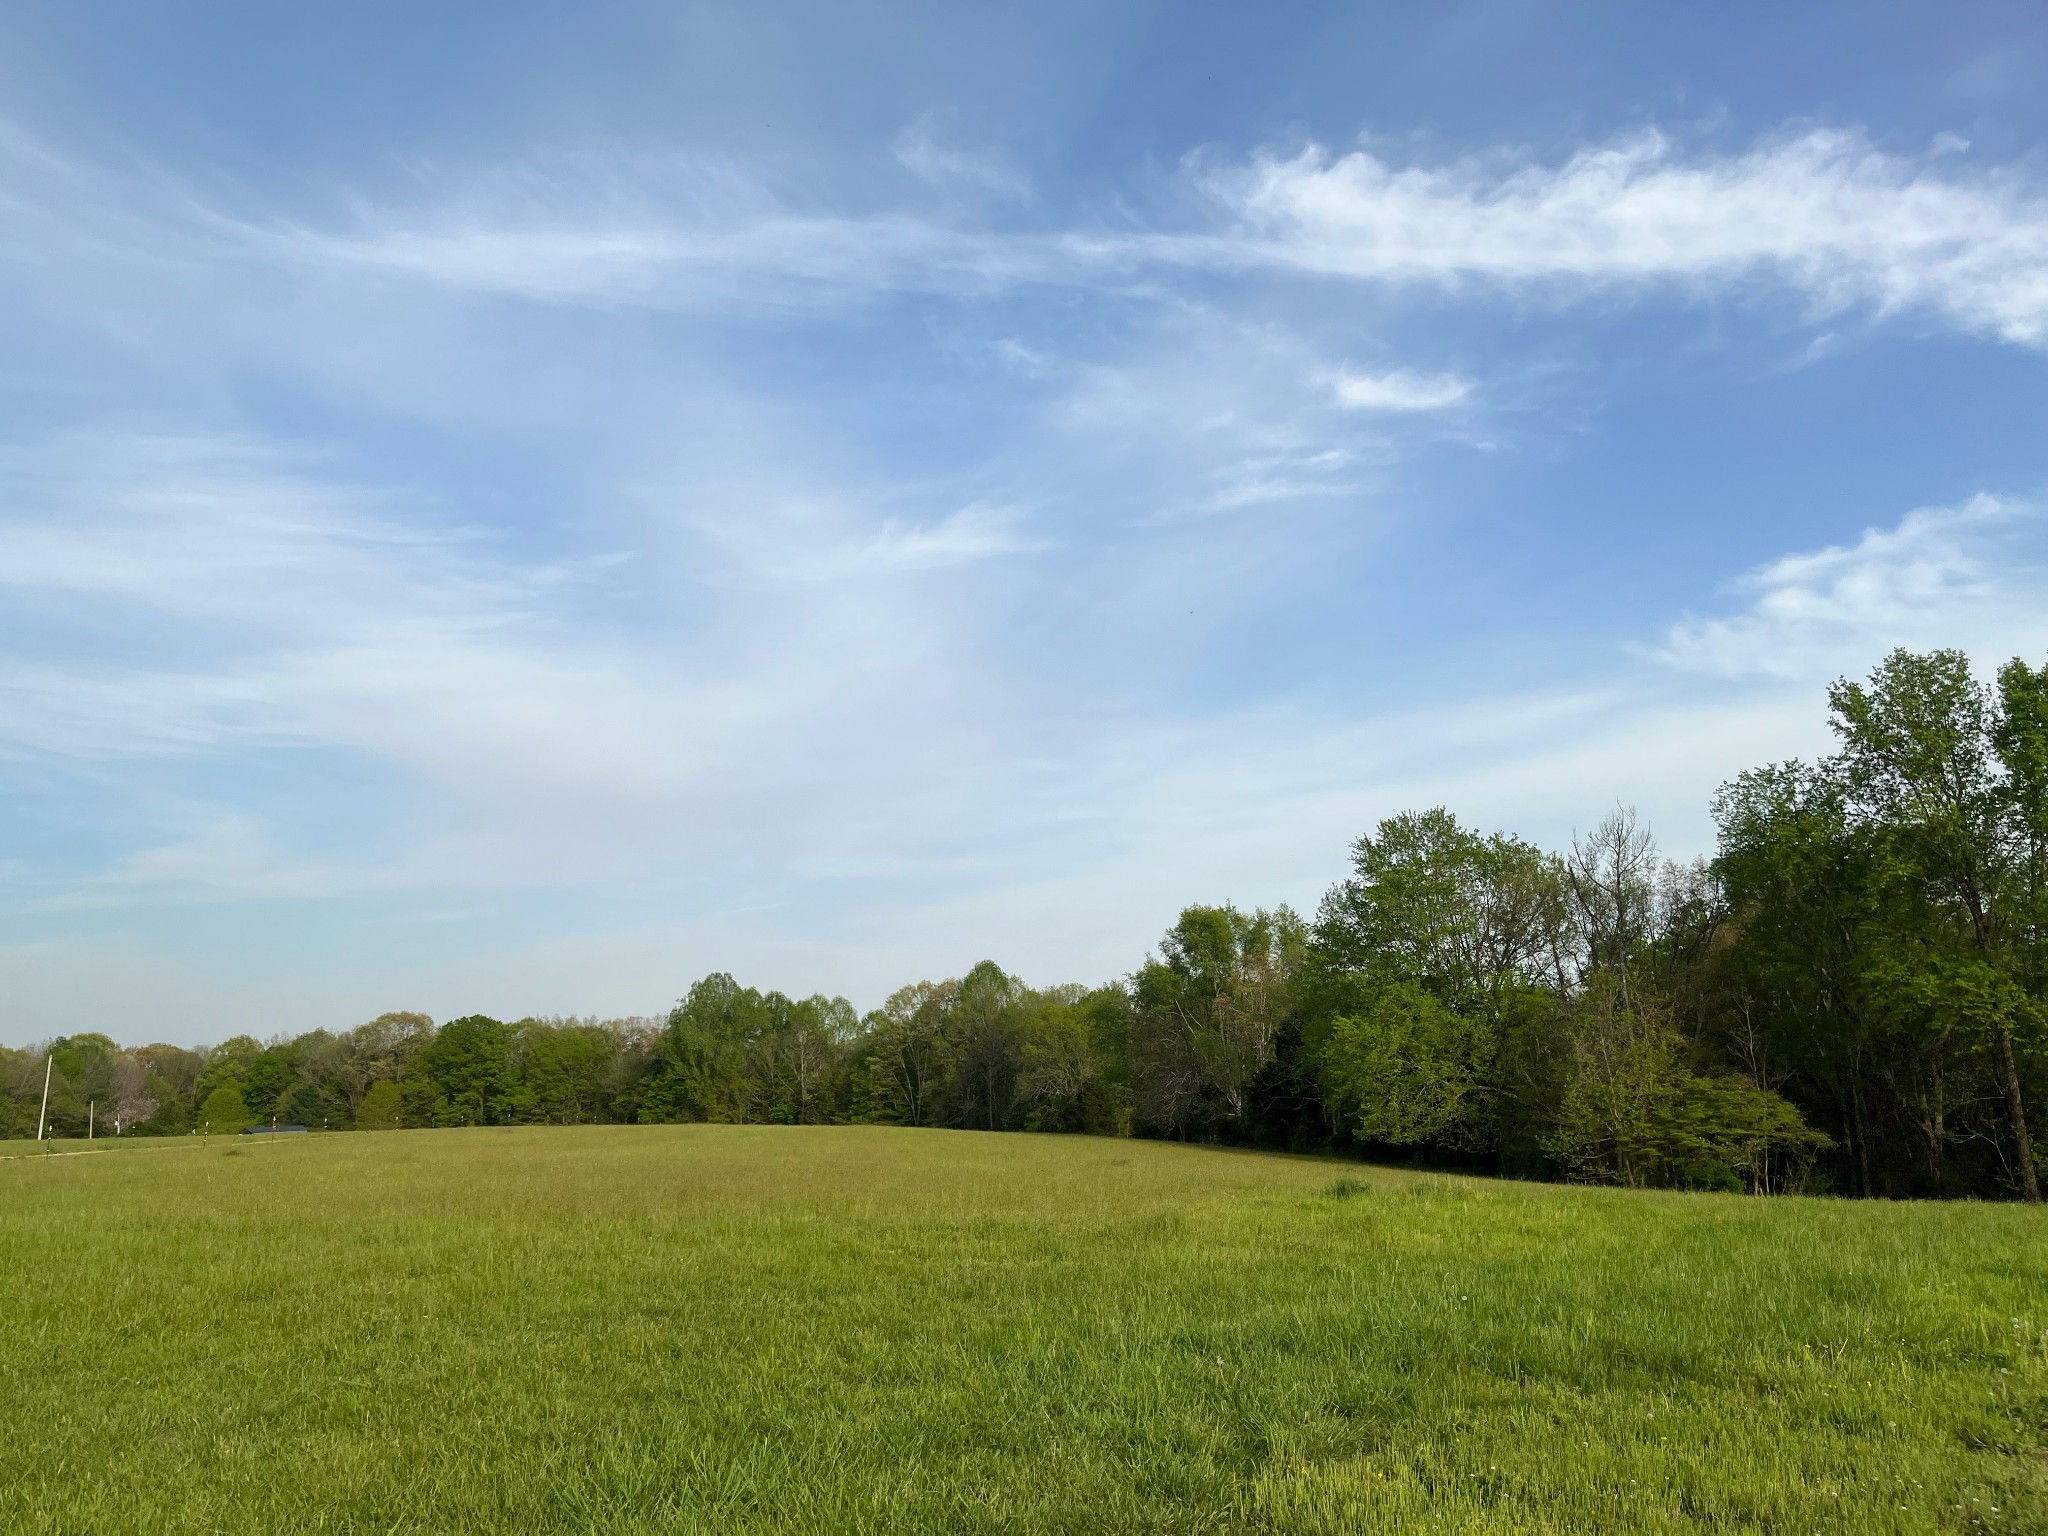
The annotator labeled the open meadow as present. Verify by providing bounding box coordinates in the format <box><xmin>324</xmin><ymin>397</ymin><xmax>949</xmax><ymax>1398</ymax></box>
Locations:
<box><xmin>3</xmin><ymin>1125</ymin><xmax>2045</xmax><ymax>1533</ymax></box>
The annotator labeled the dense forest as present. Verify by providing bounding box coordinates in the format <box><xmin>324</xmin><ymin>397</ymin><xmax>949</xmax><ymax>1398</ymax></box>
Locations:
<box><xmin>7</xmin><ymin>647</ymin><xmax>2047</xmax><ymax>1201</ymax></box>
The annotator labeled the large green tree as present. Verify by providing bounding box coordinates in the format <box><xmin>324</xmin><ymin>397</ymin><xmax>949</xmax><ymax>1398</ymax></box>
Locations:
<box><xmin>1830</xmin><ymin>649</ymin><xmax>2041</xmax><ymax>1201</ymax></box>
<box><xmin>1307</xmin><ymin>811</ymin><xmax>1564</xmax><ymax>1159</ymax></box>
<box><xmin>854</xmin><ymin>981</ymin><xmax>958</xmax><ymax>1127</ymax></box>
<box><xmin>410</xmin><ymin>1015</ymin><xmax>515</xmax><ymax>1127</ymax></box>
<box><xmin>1133</xmin><ymin>905</ymin><xmax>1303</xmax><ymax>1137</ymax></box>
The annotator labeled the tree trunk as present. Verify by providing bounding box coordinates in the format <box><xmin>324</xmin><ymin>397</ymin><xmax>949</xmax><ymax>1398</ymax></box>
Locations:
<box><xmin>1925</xmin><ymin>1067</ymin><xmax>1945</xmax><ymax>1188</ymax></box>
<box><xmin>1993</xmin><ymin>1022</ymin><xmax>2041</xmax><ymax>1203</ymax></box>
<box><xmin>1850</xmin><ymin>1079</ymin><xmax>1873</xmax><ymax>1198</ymax></box>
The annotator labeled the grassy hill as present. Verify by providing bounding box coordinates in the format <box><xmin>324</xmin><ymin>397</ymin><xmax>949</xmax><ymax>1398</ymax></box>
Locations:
<box><xmin>2</xmin><ymin>1126</ymin><xmax>2043</xmax><ymax>1533</ymax></box>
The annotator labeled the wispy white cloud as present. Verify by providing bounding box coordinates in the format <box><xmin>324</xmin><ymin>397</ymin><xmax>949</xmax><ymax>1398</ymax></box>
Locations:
<box><xmin>28</xmin><ymin>815</ymin><xmax>365</xmax><ymax>910</ymax></box>
<box><xmin>1048</xmin><ymin>312</ymin><xmax>1398</xmax><ymax>519</ymax></box>
<box><xmin>893</xmin><ymin>118</ymin><xmax>1031</xmax><ymax>201</ymax></box>
<box><xmin>852</xmin><ymin>503</ymin><xmax>1045</xmax><ymax>573</ymax></box>
<box><xmin>0</xmin><ymin>432</ymin><xmax>1055</xmax><ymax>906</ymax></box>
<box><xmin>0</xmin><ymin>434</ymin><xmax>474</xmax><ymax>615</ymax></box>
<box><xmin>1328</xmin><ymin>369</ymin><xmax>1473</xmax><ymax>411</ymax></box>
<box><xmin>0</xmin><ymin>130</ymin><xmax>1051</xmax><ymax>311</ymax></box>
<box><xmin>278</xmin><ymin>128</ymin><xmax>2048</xmax><ymax>346</ymax></box>
<box><xmin>222</xmin><ymin>144</ymin><xmax>1063</xmax><ymax>307</ymax></box>
<box><xmin>989</xmin><ymin>337</ymin><xmax>1055</xmax><ymax>377</ymax></box>
<box><xmin>1654</xmin><ymin>493</ymin><xmax>2048</xmax><ymax>680</ymax></box>
<box><xmin>1203</xmin><ymin>448</ymin><xmax>1356</xmax><ymax>512</ymax></box>
<box><xmin>0</xmin><ymin>436</ymin><xmax>737</xmax><ymax>784</ymax></box>
<box><xmin>271</xmin><ymin>210</ymin><xmax>1051</xmax><ymax>305</ymax></box>
<box><xmin>18</xmin><ymin>121</ymin><xmax>2048</xmax><ymax>351</ymax></box>
<box><xmin>693</xmin><ymin>499</ymin><xmax>1047</xmax><ymax>582</ymax></box>
<box><xmin>1193</xmin><ymin>128</ymin><xmax>2048</xmax><ymax>345</ymax></box>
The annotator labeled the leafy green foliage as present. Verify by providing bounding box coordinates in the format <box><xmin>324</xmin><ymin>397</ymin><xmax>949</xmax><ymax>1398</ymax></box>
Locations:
<box><xmin>1322</xmin><ymin>980</ymin><xmax>1495</xmax><ymax>1147</ymax></box>
<box><xmin>1713</xmin><ymin>648</ymin><xmax>2048</xmax><ymax>1199</ymax></box>
<box><xmin>355</xmin><ymin>1080</ymin><xmax>403</xmax><ymax>1131</ymax></box>
<box><xmin>196</xmin><ymin>1085</ymin><xmax>252</xmax><ymax>1135</ymax></box>
<box><xmin>1133</xmin><ymin>904</ymin><xmax>1303</xmax><ymax>1136</ymax></box>
<box><xmin>1545</xmin><ymin>976</ymin><xmax>1828</xmax><ymax>1190</ymax></box>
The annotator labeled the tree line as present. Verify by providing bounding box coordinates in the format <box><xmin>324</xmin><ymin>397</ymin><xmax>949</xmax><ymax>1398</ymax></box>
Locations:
<box><xmin>6</xmin><ymin>648</ymin><xmax>2045</xmax><ymax>1200</ymax></box>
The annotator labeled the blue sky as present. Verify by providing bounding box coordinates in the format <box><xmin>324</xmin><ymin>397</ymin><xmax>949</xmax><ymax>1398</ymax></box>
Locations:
<box><xmin>5</xmin><ymin>1</ymin><xmax>2048</xmax><ymax>1043</ymax></box>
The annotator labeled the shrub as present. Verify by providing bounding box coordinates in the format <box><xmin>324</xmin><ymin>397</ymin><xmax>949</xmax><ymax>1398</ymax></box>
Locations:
<box><xmin>197</xmin><ymin>1086</ymin><xmax>252</xmax><ymax>1136</ymax></box>
<box><xmin>356</xmin><ymin>1080</ymin><xmax>404</xmax><ymax>1132</ymax></box>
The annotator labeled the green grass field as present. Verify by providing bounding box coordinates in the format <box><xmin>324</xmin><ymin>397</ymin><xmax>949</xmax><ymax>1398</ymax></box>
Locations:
<box><xmin>3</xmin><ymin>1127</ymin><xmax>2044</xmax><ymax>1533</ymax></box>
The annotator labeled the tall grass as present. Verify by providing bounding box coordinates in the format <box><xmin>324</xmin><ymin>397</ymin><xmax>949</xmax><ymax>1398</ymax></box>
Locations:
<box><xmin>3</xmin><ymin>1126</ymin><xmax>2043</xmax><ymax>1532</ymax></box>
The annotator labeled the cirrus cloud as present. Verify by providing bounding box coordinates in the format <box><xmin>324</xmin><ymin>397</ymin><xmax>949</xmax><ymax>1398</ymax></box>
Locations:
<box><xmin>1191</xmin><ymin>128</ymin><xmax>2048</xmax><ymax>344</ymax></box>
<box><xmin>17</xmin><ymin>121</ymin><xmax>2037</xmax><ymax>351</ymax></box>
<box><xmin>1328</xmin><ymin>369</ymin><xmax>1474</xmax><ymax>411</ymax></box>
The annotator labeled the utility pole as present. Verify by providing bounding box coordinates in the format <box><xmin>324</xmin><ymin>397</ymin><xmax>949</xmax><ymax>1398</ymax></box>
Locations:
<box><xmin>88</xmin><ymin>1101</ymin><xmax>95</xmax><ymax>1140</ymax></box>
<box><xmin>36</xmin><ymin>1055</ymin><xmax>52</xmax><ymax>1141</ymax></box>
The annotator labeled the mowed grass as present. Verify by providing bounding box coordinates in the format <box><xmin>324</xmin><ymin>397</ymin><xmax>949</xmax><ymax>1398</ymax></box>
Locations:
<box><xmin>2</xmin><ymin>1128</ymin><xmax>2044</xmax><ymax>1534</ymax></box>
